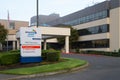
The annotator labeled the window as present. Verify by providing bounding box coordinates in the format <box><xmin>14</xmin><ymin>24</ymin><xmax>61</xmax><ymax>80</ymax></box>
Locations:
<box><xmin>78</xmin><ymin>24</ymin><xmax>109</xmax><ymax>36</ymax></box>
<box><xmin>9</xmin><ymin>22</ymin><xmax>15</xmax><ymax>29</ymax></box>
<box><xmin>72</xmin><ymin>39</ymin><xmax>109</xmax><ymax>49</ymax></box>
<box><xmin>63</xmin><ymin>10</ymin><xmax>109</xmax><ymax>26</ymax></box>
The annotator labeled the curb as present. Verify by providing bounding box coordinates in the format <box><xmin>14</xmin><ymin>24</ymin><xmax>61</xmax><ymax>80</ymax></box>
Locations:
<box><xmin>6</xmin><ymin>62</ymin><xmax>89</xmax><ymax>80</ymax></box>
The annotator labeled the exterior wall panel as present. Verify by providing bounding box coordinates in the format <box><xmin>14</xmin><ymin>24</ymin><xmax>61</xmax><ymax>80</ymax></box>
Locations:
<box><xmin>79</xmin><ymin>33</ymin><xmax>109</xmax><ymax>41</ymax></box>
<box><xmin>73</xmin><ymin>18</ymin><xmax>109</xmax><ymax>30</ymax></box>
<box><xmin>110</xmin><ymin>7</ymin><xmax>120</xmax><ymax>51</ymax></box>
<box><xmin>81</xmin><ymin>48</ymin><xmax>110</xmax><ymax>51</ymax></box>
<box><xmin>7</xmin><ymin>35</ymin><xmax>17</xmax><ymax>41</ymax></box>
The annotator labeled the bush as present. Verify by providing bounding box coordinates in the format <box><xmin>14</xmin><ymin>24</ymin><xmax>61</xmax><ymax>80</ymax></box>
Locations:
<box><xmin>42</xmin><ymin>50</ymin><xmax>49</xmax><ymax>60</ymax></box>
<box><xmin>0</xmin><ymin>53</ymin><xmax>20</xmax><ymax>65</ymax></box>
<box><xmin>111</xmin><ymin>52</ymin><xmax>120</xmax><ymax>57</ymax></box>
<box><xmin>47</xmin><ymin>50</ymin><xmax>60</xmax><ymax>61</ymax></box>
<box><xmin>83</xmin><ymin>50</ymin><xmax>120</xmax><ymax>57</ymax></box>
<box><xmin>42</xmin><ymin>50</ymin><xmax>60</xmax><ymax>61</ymax></box>
<box><xmin>75</xmin><ymin>48</ymin><xmax>80</xmax><ymax>53</ymax></box>
<box><xmin>9</xmin><ymin>50</ymin><xmax>20</xmax><ymax>53</ymax></box>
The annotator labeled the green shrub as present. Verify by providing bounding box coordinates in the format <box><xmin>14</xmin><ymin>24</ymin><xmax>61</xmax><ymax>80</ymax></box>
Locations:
<box><xmin>84</xmin><ymin>50</ymin><xmax>120</xmax><ymax>57</ymax></box>
<box><xmin>9</xmin><ymin>50</ymin><xmax>20</xmax><ymax>53</ymax></box>
<box><xmin>47</xmin><ymin>50</ymin><xmax>60</xmax><ymax>62</ymax></box>
<box><xmin>75</xmin><ymin>48</ymin><xmax>80</xmax><ymax>53</ymax></box>
<box><xmin>42</xmin><ymin>50</ymin><xmax>49</xmax><ymax>60</ymax></box>
<box><xmin>0</xmin><ymin>53</ymin><xmax>20</xmax><ymax>65</ymax></box>
<box><xmin>111</xmin><ymin>52</ymin><xmax>120</xmax><ymax>57</ymax></box>
<box><xmin>42</xmin><ymin>50</ymin><xmax>61</xmax><ymax>61</ymax></box>
<box><xmin>118</xmin><ymin>49</ymin><xmax>120</xmax><ymax>53</ymax></box>
<box><xmin>79</xmin><ymin>50</ymin><xmax>86</xmax><ymax>54</ymax></box>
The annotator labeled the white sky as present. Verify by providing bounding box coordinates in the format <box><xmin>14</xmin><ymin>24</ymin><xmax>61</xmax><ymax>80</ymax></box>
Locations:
<box><xmin>0</xmin><ymin>0</ymin><xmax>105</xmax><ymax>21</ymax></box>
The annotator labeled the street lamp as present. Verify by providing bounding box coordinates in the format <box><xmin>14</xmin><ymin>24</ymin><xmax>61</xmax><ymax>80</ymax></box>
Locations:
<box><xmin>36</xmin><ymin>0</ymin><xmax>39</xmax><ymax>27</ymax></box>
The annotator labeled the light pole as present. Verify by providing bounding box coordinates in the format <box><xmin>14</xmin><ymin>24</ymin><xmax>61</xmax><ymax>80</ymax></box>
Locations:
<box><xmin>36</xmin><ymin>0</ymin><xmax>39</xmax><ymax>27</ymax></box>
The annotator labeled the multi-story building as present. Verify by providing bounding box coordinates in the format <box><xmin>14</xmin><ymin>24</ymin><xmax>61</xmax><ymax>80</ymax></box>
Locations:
<box><xmin>0</xmin><ymin>19</ymin><xmax>29</xmax><ymax>51</ymax></box>
<box><xmin>30</xmin><ymin>13</ymin><xmax>60</xmax><ymax>26</ymax></box>
<box><xmin>42</xmin><ymin>0</ymin><xmax>120</xmax><ymax>52</ymax></box>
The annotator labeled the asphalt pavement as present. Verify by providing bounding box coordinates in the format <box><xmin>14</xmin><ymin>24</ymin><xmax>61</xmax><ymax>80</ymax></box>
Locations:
<box><xmin>20</xmin><ymin>53</ymin><xmax>120</xmax><ymax>80</ymax></box>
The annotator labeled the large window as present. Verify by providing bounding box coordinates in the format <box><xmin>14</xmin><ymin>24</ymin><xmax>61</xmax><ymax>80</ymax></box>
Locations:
<box><xmin>64</xmin><ymin>10</ymin><xmax>109</xmax><ymax>26</ymax></box>
<box><xmin>72</xmin><ymin>39</ymin><xmax>109</xmax><ymax>49</ymax></box>
<box><xmin>78</xmin><ymin>24</ymin><xmax>109</xmax><ymax>36</ymax></box>
<box><xmin>9</xmin><ymin>22</ymin><xmax>15</xmax><ymax>29</ymax></box>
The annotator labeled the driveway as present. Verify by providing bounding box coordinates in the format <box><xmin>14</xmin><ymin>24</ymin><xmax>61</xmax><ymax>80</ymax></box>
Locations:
<box><xmin>13</xmin><ymin>54</ymin><xmax>120</xmax><ymax>80</ymax></box>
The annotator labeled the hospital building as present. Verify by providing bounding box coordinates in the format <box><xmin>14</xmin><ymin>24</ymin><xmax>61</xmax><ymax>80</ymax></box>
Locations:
<box><xmin>31</xmin><ymin>0</ymin><xmax>120</xmax><ymax>52</ymax></box>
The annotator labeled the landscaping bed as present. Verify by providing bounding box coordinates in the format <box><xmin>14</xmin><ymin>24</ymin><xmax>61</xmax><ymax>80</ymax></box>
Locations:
<box><xmin>0</xmin><ymin>50</ymin><xmax>87</xmax><ymax>75</ymax></box>
<box><xmin>0</xmin><ymin>58</ymin><xmax>66</xmax><ymax>71</ymax></box>
<box><xmin>0</xmin><ymin>58</ymin><xmax>87</xmax><ymax>75</ymax></box>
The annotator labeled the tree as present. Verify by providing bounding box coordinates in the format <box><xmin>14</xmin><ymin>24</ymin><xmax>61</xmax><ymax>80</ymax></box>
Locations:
<box><xmin>56</xmin><ymin>24</ymin><xmax>79</xmax><ymax>49</ymax></box>
<box><xmin>0</xmin><ymin>23</ymin><xmax>8</xmax><ymax>44</ymax></box>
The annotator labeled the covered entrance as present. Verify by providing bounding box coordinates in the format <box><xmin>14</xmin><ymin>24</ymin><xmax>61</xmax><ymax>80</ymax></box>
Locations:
<box><xmin>16</xmin><ymin>26</ymin><xmax>70</xmax><ymax>53</ymax></box>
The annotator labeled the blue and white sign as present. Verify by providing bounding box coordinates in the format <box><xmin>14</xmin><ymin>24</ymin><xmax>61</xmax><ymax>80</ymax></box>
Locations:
<box><xmin>20</xmin><ymin>27</ymin><xmax>42</xmax><ymax>63</ymax></box>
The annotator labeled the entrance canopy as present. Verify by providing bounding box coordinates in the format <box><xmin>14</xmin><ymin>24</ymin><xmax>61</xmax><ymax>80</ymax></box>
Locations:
<box><xmin>16</xmin><ymin>26</ymin><xmax>70</xmax><ymax>53</ymax></box>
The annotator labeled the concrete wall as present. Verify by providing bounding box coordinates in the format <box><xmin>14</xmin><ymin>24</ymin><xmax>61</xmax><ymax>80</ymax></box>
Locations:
<box><xmin>46</xmin><ymin>38</ymin><xmax>58</xmax><ymax>43</ymax></box>
<box><xmin>0</xmin><ymin>19</ymin><xmax>29</xmax><ymax>30</ymax></box>
<box><xmin>73</xmin><ymin>18</ymin><xmax>109</xmax><ymax>30</ymax></box>
<box><xmin>81</xmin><ymin>48</ymin><xmax>110</xmax><ymax>51</ymax></box>
<box><xmin>0</xmin><ymin>20</ymin><xmax>8</xmax><ymax>29</ymax></box>
<box><xmin>14</xmin><ymin>21</ymin><xmax>29</xmax><ymax>30</ymax></box>
<box><xmin>7</xmin><ymin>35</ymin><xmax>17</xmax><ymax>41</ymax></box>
<box><xmin>39</xmin><ymin>26</ymin><xmax>70</xmax><ymax>36</ymax></box>
<box><xmin>110</xmin><ymin>7</ymin><xmax>120</xmax><ymax>51</ymax></box>
<box><xmin>79</xmin><ymin>33</ymin><xmax>110</xmax><ymax>41</ymax></box>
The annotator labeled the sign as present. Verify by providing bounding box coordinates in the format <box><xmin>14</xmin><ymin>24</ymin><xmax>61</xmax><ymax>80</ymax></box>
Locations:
<box><xmin>20</xmin><ymin>27</ymin><xmax>42</xmax><ymax>63</ymax></box>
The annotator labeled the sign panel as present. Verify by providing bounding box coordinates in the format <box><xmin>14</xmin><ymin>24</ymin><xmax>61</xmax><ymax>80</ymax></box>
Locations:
<box><xmin>21</xmin><ymin>45</ymin><xmax>41</xmax><ymax>57</ymax></box>
<box><xmin>20</xmin><ymin>27</ymin><xmax>42</xmax><ymax>63</ymax></box>
<box><xmin>20</xmin><ymin>27</ymin><xmax>41</xmax><ymax>45</ymax></box>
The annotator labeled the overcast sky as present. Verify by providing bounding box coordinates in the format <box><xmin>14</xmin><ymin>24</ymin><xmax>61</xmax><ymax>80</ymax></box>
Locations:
<box><xmin>0</xmin><ymin>0</ymin><xmax>105</xmax><ymax>21</ymax></box>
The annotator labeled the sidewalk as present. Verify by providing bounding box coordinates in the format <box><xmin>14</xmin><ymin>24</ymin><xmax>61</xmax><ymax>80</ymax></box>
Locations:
<box><xmin>0</xmin><ymin>74</ymin><xmax>21</xmax><ymax>80</ymax></box>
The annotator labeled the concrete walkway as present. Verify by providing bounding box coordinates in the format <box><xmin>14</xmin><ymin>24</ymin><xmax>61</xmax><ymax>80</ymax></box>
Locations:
<box><xmin>0</xmin><ymin>74</ymin><xmax>20</xmax><ymax>80</ymax></box>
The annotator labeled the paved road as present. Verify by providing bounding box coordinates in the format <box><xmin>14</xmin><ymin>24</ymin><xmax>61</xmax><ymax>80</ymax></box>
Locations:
<box><xmin>18</xmin><ymin>54</ymin><xmax>120</xmax><ymax>80</ymax></box>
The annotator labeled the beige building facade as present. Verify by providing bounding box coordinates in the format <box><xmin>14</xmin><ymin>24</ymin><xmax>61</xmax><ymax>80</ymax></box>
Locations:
<box><xmin>110</xmin><ymin>7</ymin><xmax>120</xmax><ymax>51</ymax></box>
<box><xmin>42</xmin><ymin>0</ymin><xmax>120</xmax><ymax>52</ymax></box>
<box><xmin>73</xmin><ymin>18</ymin><xmax>110</xmax><ymax>51</ymax></box>
<box><xmin>0</xmin><ymin>19</ymin><xmax>29</xmax><ymax>51</ymax></box>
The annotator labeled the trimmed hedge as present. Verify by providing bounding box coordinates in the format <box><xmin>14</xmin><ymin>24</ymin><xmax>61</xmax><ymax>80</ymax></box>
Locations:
<box><xmin>42</xmin><ymin>50</ymin><xmax>60</xmax><ymax>61</ymax></box>
<box><xmin>0</xmin><ymin>53</ymin><xmax>20</xmax><ymax>65</ymax></box>
<box><xmin>47</xmin><ymin>50</ymin><xmax>60</xmax><ymax>61</ymax></box>
<box><xmin>42</xmin><ymin>50</ymin><xmax>48</xmax><ymax>60</ymax></box>
<box><xmin>0</xmin><ymin>49</ymin><xmax>60</xmax><ymax>65</ymax></box>
<box><xmin>79</xmin><ymin>50</ymin><xmax>120</xmax><ymax>57</ymax></box>
<box><xmin>9</xmin><ymin>50</ymin><xmax>20</xmax><ymax>53</ymax></box>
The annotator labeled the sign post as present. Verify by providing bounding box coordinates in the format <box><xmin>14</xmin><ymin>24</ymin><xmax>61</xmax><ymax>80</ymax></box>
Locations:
<box><xmin>20</xmin><ymin>27</ymin><xmax>42</xmax><ymax>63</ymax></box>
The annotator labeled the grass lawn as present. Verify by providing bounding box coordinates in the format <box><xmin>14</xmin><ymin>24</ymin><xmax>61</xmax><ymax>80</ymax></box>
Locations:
<box><xmin>0</xmin><ymin>58</ymin><xmax>87</xmax><ymax>75</ymax></box>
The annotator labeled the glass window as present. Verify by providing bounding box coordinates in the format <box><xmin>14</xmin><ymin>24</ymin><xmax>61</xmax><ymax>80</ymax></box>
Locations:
<box><xmin>9</xmin><ymin>22</ymin><xmax>15</xmax><ymax>29</ymax></box>
<box><xmin>62</xmin><ymin>10</ymin><xmax>109</xmax><ymax>26</ymax></box>
<box><xmin>101</xmin><ymin>25</ymin><xmax>108</xmax><ymax>32</ymax></box>
<box><xmin>72</xmin><ymin>39</ymin><xmax>109</xmax><ymax>49</ymax></box>
<box><xmin>78</xmin><ymin>24</ymin><xmax>109</xmax><ymax>36</ymax></box>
